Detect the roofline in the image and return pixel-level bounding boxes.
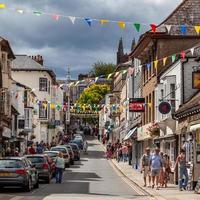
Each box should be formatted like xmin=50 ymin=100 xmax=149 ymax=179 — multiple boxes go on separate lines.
xmin=0 ymin=38 xmax=15 ymax=59
xmin=12 ymin=68 xmax=56 ymax=84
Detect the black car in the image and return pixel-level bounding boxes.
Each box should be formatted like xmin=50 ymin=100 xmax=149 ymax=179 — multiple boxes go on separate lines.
xmin=0 ymin=157 xmax=39 ymax=191
xmin=68 ymin=143 xmax=80 ymax=161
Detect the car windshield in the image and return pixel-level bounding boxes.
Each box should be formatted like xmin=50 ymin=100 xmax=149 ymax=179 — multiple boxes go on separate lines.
xmin=45 ymin=152 xmax=58 ymax=158
xmin=27 ymin=157 xmax=45 ymax=163
xmin=0 ymin=159 xmax=23 ymax=168
xmin=51 ymin=147 xmax=66 ymax=153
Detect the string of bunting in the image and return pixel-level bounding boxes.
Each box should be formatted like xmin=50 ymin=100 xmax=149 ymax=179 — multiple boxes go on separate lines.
xmin=0 ymin=4 xmax=200 ymax=33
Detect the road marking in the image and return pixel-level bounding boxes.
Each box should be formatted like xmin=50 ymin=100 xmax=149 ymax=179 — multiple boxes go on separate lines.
xmin=10 ymin=196 xmax=24 ymax=200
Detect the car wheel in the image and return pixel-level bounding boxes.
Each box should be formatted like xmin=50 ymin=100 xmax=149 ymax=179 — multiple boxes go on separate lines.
xmin=78 ymin=157 xmax=80 ymax=161
xmin=25 ymin=178 xmax=32 ymax=192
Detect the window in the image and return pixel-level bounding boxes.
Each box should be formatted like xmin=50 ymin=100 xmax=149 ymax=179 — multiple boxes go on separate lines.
xmin=170 ymin=84 xmax=176 ymax=113
xmin=2 ymin=53 xmax=7 ymax=72
xmin=18 ymin=119 xmax=25 ymax=129
xmin=39 ymin=102 xmax=47 ymax=119
xmin=39 ymin=78 xmax=48 ymax=91
xmin=48 ymin=81 xmax=51 ymax=94
xmin=25 ymin=108 xmax=32 ymax=129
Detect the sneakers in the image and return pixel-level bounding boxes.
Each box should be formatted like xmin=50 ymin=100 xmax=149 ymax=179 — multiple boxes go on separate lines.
xmin=152 ymin=184 xmax=155 ymax=189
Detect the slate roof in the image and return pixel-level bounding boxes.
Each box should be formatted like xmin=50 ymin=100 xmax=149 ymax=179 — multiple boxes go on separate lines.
xmin=12 ymin=55 xmax=44 ymax=69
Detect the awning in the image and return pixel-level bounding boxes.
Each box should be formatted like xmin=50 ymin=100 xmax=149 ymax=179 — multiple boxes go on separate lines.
xmin=123 ymin=127 xmax=137 ymax=141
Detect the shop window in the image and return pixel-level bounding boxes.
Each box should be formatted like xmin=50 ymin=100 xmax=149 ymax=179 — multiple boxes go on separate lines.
xmin=39 ymin=102 xmax=47 ymax=119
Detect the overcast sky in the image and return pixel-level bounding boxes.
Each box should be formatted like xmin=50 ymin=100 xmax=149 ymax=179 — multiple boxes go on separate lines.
xmin=0 ymin=0 xmax=181 ymax=79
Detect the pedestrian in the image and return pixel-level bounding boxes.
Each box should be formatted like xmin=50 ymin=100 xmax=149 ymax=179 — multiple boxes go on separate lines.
xmin=163 ymin=154 xmax=171 ymax=188
xmin=14 ymin=147 xmax=20 ymax=156
xmin=122 ymin=144 xmax=128 ymax=162
xmin=159 ymin=152 xmax=165 ymax=187
xmin=141 ymin=147 xmax=151 ymax=187
xmin=36 ymin=144 xmax=43 ymax=154
xmin=55 ymin=152 xmax=65 ymax=184
xmin=174 ymin=149 xmax=188 ymax=191
xmin=128 ymin=144 xmax=132 ymax=166
xmin=5 ymin=147 xmax=12 ymax=157
xmin=29 ymin=144 xmax=36 ymax=154
xmin=150 ymin=147 xmax=162 ymax=190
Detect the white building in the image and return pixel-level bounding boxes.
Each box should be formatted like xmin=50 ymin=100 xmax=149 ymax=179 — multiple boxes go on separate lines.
xmin=11 ymin=55 xmax=59 ymax=144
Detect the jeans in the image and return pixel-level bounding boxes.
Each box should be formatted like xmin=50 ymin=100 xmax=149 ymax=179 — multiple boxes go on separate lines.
xmin=123 ymin=154 xmax=128 ymax=162
xmin=179 ymin=167 xmax=188 ymax=189
xmin=56 ymin=167 xmax=64 ymax=183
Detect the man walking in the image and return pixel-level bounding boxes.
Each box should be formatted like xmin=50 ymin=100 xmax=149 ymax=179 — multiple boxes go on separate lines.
xmin=141 ymin=147 xmax=151 ymax=187
xmin=174 ymin=149 xmax=188 ymax=191
xmin=150 ymin=147 xmax=162 ymax=190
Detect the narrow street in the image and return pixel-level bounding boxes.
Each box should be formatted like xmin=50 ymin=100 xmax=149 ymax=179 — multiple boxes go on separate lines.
xmin=0 ymin=138 xmax=152 ymax=200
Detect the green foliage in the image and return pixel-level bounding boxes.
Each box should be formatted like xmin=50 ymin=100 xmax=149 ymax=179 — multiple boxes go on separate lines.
xmin=90 ymin=61 xmax=116 ymax=77
xmin=77 ymin=84 xmax=110 ymax=106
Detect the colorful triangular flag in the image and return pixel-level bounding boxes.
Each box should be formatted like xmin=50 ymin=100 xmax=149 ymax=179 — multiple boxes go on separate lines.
xmin=181 ymin=51 xmax=186 ymax=60
xmin=33 ymin=11 xmax=42 ymax=16
xmin=107 ymin=73 xmax=113 ymax=79
xmin=118 ymin=21 xmax=126 ymax=29
xmin=68 ymin=16 xmax=76 ymax=24
xmin=85 ymin=18 xmax=92 ymax=26
xmin=190 ymin=48 xmax=195 ymax=56
xmin=146 ymin=63 xmax=151 ymax=70
xmin=180 ymin=25 xmax=186 ymax=35
xmin=150 ymin=24 xmax=157 ymax=33
xmin=122 ymin=69 xmax=127 ymax=74
xmin=163 ymin=57 xmax=167 ymax=66
xmin=52 ymin=14 xmax=60 ymax=21
xmin=194 ymin=26 xmax=200 ymax=35
xmin=165 ymin=25 xmax=172 ymax=33
xmin=16 ymin=9 xmax=24 ymax=14
xmin=100 ymin=19 xmax=109 ymax=25
xmin=0 ymin=4 xmax=6 ymax=9
xmin=134 ymin=23 xmax=141 ymax=32
xmin=154 ymin=60 xmax=158 ymax=70
xmin=171 ymin=54 xmax=176 ymax=62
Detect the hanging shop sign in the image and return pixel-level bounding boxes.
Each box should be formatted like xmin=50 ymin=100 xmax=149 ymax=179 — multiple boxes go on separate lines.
xmin=192 ymin=71 xmax=200 ymax=89
xmin=158 ymin=101 xmax=171 ymax=114
xmin=129 ymin=98 xmax=145 ymax=112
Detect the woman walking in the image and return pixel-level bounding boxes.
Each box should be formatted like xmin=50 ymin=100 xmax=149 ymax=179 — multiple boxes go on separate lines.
xmin=55 ymin=152 xmax=65 ymax=184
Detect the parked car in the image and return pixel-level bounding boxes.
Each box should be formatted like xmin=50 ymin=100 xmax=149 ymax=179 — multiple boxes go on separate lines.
xmin=68 ymin=143 xmax=80 ymax=161
xmin=70 ymin=138 xmax=84 ymax=150
xmin=26 ymin=154 xmax=52 ymax=183
xmin=0 ymin=157 xmax=39 ymax=191
xmin=61 ymin=145 xmax=75 ymax=165
xmin=50 ymin=146 xmax=70 ymax=168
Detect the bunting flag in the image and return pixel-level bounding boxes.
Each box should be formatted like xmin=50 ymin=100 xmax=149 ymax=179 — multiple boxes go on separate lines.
xmin=181 ymin=51 xmax=186 ymax=60
xmin=56 ymin=104 xmax=62 ymax=111
xmin=148 ymin=103 xmax=152 ymax=108
xmin=190 ymin=48 xmax=195 ymax=56
xmin=150 ymin=24 xmax=157 ymax=33
xmin=154 ymin=60 xmax=158 ymax=70
xmin=180 ymin=25 xmax=186 ymax=35
xmin=53 ymin=14 xmax=60 ymax=21
xmin=0 ymin=4 xmax=6 ymax=9
xmin=194 ymin=26 xmax=200 ymax=35
xmin=43 ymin=103 xmax=48 ymax=109
xmin=163 ymin=57 xmax=167 ymax=66
xmin=50 ymin=103 xmax=56 ymax=110
xmin=33 ymin=11 xmax=42 ymax=16
xmin=115 ymin=71 xmax=120 ymax=77
xmin=68 ymin=16 xmax=76 ymax=24
xmin=16 ymin=9 xmax=24 ymax=14
xmin=75 ymin=81 xmax=80 ymax=86
xmin=122 ymin=69 xmax=127 ymax=74
xmin=85 ymin=18 xmax=92 ymax=26
xmin=134 ymin=23 xmax=141 ymax=32
xmin=107 ymin=73 xmax=113 ymax=79
xmin=171 ymin=54 xmax=176 ymax=62
xmin=165 ymin=25 xmax=172 ymax=33
xmin=100 ymin=19 xmax=109 ymax=25
xmin=118 ymin=21 xmax=126 ymax=29
xmin=95 ymin=77 xmax=99 ymax=82
xmin=147 ymin=63 xmax=151 ymax=70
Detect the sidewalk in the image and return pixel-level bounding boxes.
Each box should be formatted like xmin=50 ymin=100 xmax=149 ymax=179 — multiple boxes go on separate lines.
xmin=111 ymin=159 xmax=200 ymax=200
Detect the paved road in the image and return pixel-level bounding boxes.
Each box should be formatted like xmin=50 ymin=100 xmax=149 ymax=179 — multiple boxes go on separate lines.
xmin=0 ymin=138 xmax=153 ymax=200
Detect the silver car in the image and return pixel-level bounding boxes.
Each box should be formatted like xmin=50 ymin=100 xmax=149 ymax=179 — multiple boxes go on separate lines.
xmin=0 ymin=157 xmax=39 ymax=191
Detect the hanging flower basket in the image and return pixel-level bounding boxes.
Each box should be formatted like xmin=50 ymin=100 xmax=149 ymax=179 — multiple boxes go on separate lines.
xmin=147 ymin=123 xmax=160 ymax=138
xmin=30 ymin=134 xmax=36 ymax=140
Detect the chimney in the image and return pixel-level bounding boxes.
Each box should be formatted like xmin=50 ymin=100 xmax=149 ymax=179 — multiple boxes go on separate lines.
xmin=30 ymin=54 xmax=44 ymax=65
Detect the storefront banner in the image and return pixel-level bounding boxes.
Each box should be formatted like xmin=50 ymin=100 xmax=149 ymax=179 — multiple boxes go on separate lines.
xmin=129 ymin=98 xmax=145 ymax=112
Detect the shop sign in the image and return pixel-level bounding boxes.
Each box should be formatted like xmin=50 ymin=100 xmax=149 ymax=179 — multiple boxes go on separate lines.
xmin=158 ymin=102 xmax=171 ymax=114
xmin=187 ymin=114 xmax=200 ymax=123
xmin=196 ymin=130 xmax=200 ymax=150
xmin=129 ymin=98 xmax=145 ymax=112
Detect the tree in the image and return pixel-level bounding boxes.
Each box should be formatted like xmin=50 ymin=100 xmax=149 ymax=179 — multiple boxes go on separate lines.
xmin=77 ymin=84 xmax=110 ymax=106
xmin=90 ymin=61 xmax=116 ymax=77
